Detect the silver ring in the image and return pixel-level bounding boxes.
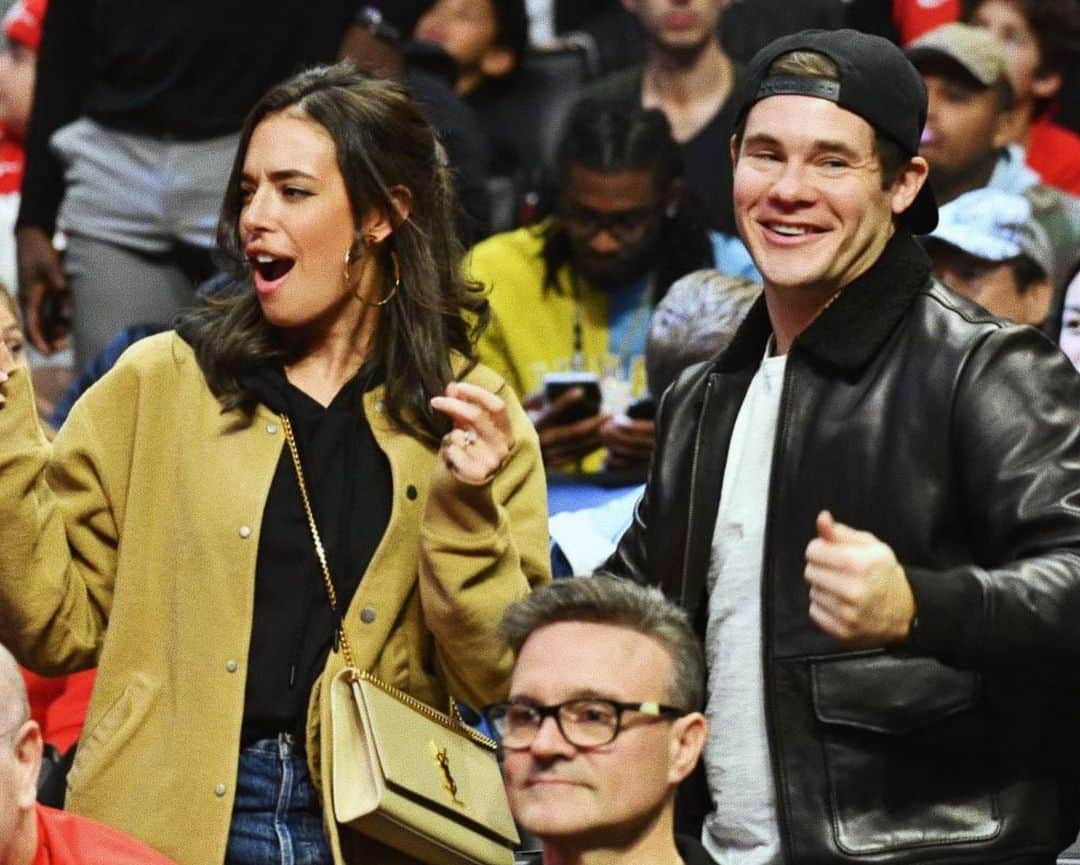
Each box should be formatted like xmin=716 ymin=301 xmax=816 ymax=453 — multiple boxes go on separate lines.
xmin=463 ymin=429 xmax=478 ymax=447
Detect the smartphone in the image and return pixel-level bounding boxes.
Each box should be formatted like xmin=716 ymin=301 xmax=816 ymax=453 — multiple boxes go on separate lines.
xmin=626 ymin=396 xmax=657 ymax=421
xmin=543 ymin=371 xmax=602 ymax=424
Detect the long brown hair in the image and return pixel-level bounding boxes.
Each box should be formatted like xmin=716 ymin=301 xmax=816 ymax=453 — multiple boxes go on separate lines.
xmin=178 ymin=63 xmax=489 ymax=442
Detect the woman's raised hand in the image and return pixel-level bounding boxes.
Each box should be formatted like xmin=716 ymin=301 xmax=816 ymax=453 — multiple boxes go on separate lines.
xmin=430 ymin=382 xmax=514 ymax=485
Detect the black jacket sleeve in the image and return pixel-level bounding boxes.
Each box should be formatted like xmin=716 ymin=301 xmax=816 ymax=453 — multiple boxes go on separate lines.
xmin=16 ymin=0 xmax=95 ymax=235
xmin=905 ymin=325 xmax=1080 ymax=665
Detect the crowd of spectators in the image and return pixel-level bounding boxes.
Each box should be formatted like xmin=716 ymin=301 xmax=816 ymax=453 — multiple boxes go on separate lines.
xmin=2 ymin=1 xmax=1080 ymax=864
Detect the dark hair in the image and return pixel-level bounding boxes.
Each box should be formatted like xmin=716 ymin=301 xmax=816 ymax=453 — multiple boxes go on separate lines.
xmin=492 ymin=0 xmax=529 ymax=62
xmin=177 ymin=64 xmax=488 ymax=442
xmin=541 ymin=100 xmax=713 ymax=300
xmin=733 ymin=50 xmax=910 ymax=187
xmin=500 ymin=575 xmax=706 ymax=711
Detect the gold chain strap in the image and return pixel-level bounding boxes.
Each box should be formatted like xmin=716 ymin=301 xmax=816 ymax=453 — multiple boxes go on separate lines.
xmin=278 ymin=413 xmax=495 ymax=750
xmin=280 ymin=413 xmax=357 ymax=671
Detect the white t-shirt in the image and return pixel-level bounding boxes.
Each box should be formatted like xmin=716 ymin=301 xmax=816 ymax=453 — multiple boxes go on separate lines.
xmin=702 ymin=350 xmax=787 ymax=865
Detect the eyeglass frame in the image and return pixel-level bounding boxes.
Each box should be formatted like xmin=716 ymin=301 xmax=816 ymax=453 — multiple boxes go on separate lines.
xmin=484 ymin=698 xmax=688 ymax=750
xmin=559 ymin=201 xmax=664 ymax=243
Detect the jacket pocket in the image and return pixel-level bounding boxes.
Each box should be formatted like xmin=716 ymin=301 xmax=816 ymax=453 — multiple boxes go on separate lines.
xmin=66 ymin=674 xmax=156 ymax=796
xmin=811 ymin=653 xmax=1001 ymax=856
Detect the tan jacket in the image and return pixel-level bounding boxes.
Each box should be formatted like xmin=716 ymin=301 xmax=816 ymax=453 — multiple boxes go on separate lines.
xmin=0 ymin=333 xmax=550 ymax=865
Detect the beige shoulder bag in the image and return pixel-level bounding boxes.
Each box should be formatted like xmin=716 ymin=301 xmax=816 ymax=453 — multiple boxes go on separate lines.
xmin=281 ymin=415 xmax=520 ymax=865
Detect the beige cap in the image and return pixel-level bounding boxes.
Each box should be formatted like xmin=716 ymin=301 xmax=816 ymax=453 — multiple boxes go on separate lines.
xmin=906 ymin=22 xmax=1010 ymax=89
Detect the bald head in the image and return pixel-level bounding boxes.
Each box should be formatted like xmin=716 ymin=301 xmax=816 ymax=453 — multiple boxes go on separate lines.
xmin=0 ymin=644 xmax=28 ymax=732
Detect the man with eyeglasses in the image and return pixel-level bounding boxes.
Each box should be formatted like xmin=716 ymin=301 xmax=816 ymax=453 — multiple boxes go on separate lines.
xmin=485 ymin=575 xmax=709 ymax=865
xmin=468 ymin=99 xmax=755 ymax=474
xmin=0 ymin=643 xmax=177 ymax=865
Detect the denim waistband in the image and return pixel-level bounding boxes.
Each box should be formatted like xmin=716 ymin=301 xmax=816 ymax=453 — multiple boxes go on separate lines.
xmin=240 ymin=732 xmax=306 ymax=758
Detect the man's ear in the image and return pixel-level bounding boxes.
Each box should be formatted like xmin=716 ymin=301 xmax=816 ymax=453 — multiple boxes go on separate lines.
xmin=667 ymin=712 xmax=707 ymax=786
xmin=480 ymin=47 xmax=516 ymax=80
xmin=360 ymin=184 xmax=414 ymax=243
xmin=889 ymin=156 xmax=930 ymax=218
xmin=13 ymin=721 xmax=43 ymax=810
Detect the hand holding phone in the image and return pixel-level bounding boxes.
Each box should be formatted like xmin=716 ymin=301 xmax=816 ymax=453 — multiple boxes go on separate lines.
xmin=542 ymin=371 xmax=602 ymax=424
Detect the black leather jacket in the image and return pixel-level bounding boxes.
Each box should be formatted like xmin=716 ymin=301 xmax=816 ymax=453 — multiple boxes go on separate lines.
xmin=607 ymin=232 xmax=1080 ymax=864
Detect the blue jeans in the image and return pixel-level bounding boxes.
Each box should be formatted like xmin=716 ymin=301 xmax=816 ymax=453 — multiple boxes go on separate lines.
xmin=226 ymin=734 xmax=332 ymax=865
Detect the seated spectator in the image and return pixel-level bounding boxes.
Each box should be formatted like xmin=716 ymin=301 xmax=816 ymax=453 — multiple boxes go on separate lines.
xmin=0 ymin=0 xmax=43 ymax=294
xmin=1058 ymin=259 xmax=1080 ymax=369
xmin=485 ymin=575 xmax=709 ymax=865
xmin=577 ymin=0 xmax=741 ymax=234
xmin=0 ymin=286 xmax=25 ymax=368
xmin=549 ymin=270 xmax=760 ymax=576
xmin=415 ymin=0 xmax=526 ymax=97
xmin=0 ymin=642 xmax=177 ymax=865
xmin=908 ymin=23 xmax=1080 ymax=293
xmin=413 ymin=0 xmax=530 ymax=177
xmin=967 ymin=0 xmax=1080 ymax=196
xmin=468 ymin=101 xmax=755 ymax=473
xmin=924 ymin=187 xmax=1054 ymax=326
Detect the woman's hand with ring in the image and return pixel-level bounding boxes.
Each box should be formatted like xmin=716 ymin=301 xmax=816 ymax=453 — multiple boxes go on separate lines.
xmin=430 ymin=381 xmax=514 ymax=485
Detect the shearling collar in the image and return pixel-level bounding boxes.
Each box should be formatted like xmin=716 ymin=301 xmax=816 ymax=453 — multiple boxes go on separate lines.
xmin=717 ymin=230 xmax=933 ymax=376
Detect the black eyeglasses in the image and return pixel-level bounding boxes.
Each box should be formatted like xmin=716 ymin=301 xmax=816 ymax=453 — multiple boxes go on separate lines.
xmin=561 ymin=203 xmax=658 ymax=242
xmin=484 ymin=699 xmax=687 ymax=750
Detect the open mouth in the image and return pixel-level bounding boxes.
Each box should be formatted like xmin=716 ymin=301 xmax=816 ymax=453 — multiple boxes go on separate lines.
xmin=250 ymin=255 xmax=295 ymax=283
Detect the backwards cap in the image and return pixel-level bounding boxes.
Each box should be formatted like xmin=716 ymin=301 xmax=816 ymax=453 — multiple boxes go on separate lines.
xmin=734 ymin=28 xmax=938 ymax=233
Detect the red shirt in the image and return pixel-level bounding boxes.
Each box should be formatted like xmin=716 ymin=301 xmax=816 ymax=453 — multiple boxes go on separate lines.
xmin=0 ymin=126 xmax=23 ymax=195
xmin=893 ymin=0 xmax=961 ymax=44
xmin=32 ymin=805 xmax=178 ymax=865
xmin=1026 ymin=114 xmax=1080 ymax=196
xmin=19 ymin=668 xmax=95 ymax=753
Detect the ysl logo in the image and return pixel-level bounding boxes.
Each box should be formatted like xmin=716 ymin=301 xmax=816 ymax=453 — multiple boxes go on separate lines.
xmin=429 ymin=740 xmax=465 ymax=806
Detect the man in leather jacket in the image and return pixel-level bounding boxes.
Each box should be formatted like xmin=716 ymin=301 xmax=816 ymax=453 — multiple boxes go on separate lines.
xmin=606 ymin=27 xmax=1080 ymax=865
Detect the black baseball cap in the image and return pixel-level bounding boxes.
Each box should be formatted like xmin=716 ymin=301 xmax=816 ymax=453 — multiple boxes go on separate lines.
xmin=734 ymin=28 xmax=938 ymax=234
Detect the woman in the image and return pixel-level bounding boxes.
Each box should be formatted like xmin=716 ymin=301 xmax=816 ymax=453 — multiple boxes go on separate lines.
xmin=0 ymin=65 xmax=550 ymax=865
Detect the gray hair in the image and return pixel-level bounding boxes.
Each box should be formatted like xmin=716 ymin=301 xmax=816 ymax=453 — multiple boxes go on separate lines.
xmin=0 ymin=643 xmax=29 ymax=732
xmin=646 ymin=270 xmax=761 ymax=396
xmin=500 ymin=575 xmax=705 ymax=711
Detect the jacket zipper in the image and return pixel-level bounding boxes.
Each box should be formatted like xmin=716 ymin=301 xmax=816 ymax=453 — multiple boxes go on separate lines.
xmin=763 ymin=356 xmax=794 ymax=861
xmin=680 ymin=377 xmax=713 ymax=608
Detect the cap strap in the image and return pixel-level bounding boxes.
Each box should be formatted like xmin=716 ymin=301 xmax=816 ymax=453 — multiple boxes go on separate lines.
xmin=755 ymin=75 xmax=840 ymax=103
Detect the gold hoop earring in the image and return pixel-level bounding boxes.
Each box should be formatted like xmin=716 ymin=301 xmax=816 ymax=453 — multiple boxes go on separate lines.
xmin=369 ymin=250 xmax=400 ymax=307
xmin=344 ymin=246 xmax=356 ymax=286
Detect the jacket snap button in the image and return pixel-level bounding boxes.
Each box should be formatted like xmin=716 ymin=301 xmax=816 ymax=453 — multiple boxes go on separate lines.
xmin=266 ymin=422 xmax=279 ymax=435
xmin=360 ymin=607 xmax=376 ymax=624
xmin=406 ymin=485 xmax=418 ymax=500
xmin=238 ymin=525 xmax=252 ymax=539
xmin=226 ymin=660 xmax=238 ymax=673
xmin=214 ymin=783 xmax=227 ymax=797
